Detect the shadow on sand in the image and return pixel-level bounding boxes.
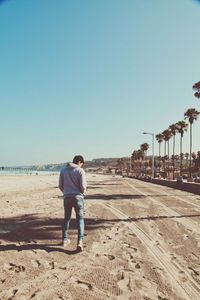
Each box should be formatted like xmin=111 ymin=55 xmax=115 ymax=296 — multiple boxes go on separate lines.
xmin=1 ymin=194 xmax=200 ymax=254
xmin=85 ymin=193 xmax=197 ymax=200
xmin=0 ymin=215 xmax=111 ymax=254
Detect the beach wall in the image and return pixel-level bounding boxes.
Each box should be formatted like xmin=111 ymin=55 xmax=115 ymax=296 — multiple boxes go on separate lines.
xmin=129 ymin=177 xmax=200 ymax=195
xmin=152 ymin=179 xmax=200 ymax=195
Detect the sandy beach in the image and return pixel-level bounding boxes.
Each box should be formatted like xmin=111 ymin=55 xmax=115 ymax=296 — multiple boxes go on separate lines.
xmin=0 ymin=173 xmax=200 ymax=300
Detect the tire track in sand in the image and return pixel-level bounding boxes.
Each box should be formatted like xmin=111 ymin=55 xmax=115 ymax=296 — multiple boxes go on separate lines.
xmin=133 ymin=179 xmax=200 ymax=210
xmin=99 ymin=201 xmax=200 ymax=300
xmin=125 ymin=179 xmax=200 ymax=234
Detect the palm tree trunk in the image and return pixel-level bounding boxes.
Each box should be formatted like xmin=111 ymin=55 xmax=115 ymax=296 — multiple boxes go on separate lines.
xmin=180 ymin=134 xmax=183 ymax=176
xmin=168 ymin=140 xmax=170 ymax=177
xmin=159 ymin=143 xmax=161 ymax=174
xmin=173 ymin=135 xmax=175 ymax=179
xmin=189 ymin=123 xmax=192 ymax=178
xmin=164 ymin=141 xmax=166 ymax=176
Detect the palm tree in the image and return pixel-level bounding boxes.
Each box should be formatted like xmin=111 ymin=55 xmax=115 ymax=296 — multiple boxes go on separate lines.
xmin=192 ymin=152 xmax=197 ymax=160
xmin=184 ymin=108 xmax=200 ymax=178
xmin=176 ymin=121 xmax=188 ymax=176
xmin=169 ymin=123 xmax=179 ymax=179
xmin=131 ymin=149 xmax=144 ymax=176
xmin=131 ymin=150 xmax=137 ymax=161
xmin=140 ymin=143 xmax=149 ymax=154
xmin=117 ymin=159 xmax=124 ymax=173
xmin=156 ymin=133 xmax=164 ymax=174
xmin=138 ymin=148 xmax=145 ymax=174
xmin=193 ymin=81 xmax=200 ymax=98
xmin=174 ymin=155 xmax=179 ymax=167
xmin=140 ymin=143 xmax=149 ymax=175
xmin=131 ymin=151 xmax=138 ymax=174
xmin=196 ymin=151 xmax=200 ymax=171
xmin=185 ymin=152 xmax=189 ymax=169
xmin=162 ymin=129 xmax=172 ymax=177
xmin=192 ymin=152 xmax=197 ymax=173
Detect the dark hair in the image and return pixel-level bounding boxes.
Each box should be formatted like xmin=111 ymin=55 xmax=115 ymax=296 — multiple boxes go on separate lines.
xmin=73 ymin=155 xmax=84 ymax=164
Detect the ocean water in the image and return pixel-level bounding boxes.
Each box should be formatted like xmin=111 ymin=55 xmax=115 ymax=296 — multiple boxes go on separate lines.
xmin=0 ymin=170 xmax=59 ymax=176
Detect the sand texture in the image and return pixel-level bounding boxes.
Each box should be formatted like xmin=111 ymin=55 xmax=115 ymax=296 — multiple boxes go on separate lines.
xmin=0 ymin=174 xmax=200 ymax=300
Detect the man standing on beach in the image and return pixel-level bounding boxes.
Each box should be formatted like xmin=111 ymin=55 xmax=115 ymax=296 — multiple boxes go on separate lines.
xmin=59 ymin=155 xmax=87 ymax=251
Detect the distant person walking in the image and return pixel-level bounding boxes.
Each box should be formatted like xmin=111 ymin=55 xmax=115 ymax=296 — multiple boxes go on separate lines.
xmin=59 ymin=155 xmax=87 ymax=251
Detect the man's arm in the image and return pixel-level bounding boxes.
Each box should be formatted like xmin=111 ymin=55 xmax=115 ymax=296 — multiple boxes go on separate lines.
xmin=59 ymin=171 xmax=64 ymax=193
xmin=80 ymin=170 xmax=87 ymax=195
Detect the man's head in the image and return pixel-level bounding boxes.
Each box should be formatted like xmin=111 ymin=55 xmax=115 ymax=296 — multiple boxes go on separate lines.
xmin=73 ymin=155 xmax=85 ymax=167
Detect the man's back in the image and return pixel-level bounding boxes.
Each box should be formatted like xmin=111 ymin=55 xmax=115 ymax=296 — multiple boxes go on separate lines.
xmin=59 ymin=163 xmax=86 ymax=196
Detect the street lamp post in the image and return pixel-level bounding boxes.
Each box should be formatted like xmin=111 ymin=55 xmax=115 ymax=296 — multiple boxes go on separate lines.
xmin=143 ymin=132 xmax=155 ymax=178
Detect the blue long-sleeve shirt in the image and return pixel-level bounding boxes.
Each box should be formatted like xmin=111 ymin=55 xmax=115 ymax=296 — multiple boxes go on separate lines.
xmin=59 ymin=163 xmax=87 ymax=196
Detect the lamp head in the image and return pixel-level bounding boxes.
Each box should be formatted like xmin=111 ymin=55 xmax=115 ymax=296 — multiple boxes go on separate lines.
xmin=143 ymin=132 xmax=154 ymax=136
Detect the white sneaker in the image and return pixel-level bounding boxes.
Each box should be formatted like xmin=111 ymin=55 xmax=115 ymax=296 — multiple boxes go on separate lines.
xmin=62 ymin=239 xmax=71 ymax=247
xmin=77 ymin=240 xmax=83 ymax=252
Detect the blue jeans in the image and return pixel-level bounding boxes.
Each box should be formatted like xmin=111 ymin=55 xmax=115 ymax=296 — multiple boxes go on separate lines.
xmin=63 ymin=195 xmax=85 ymax=242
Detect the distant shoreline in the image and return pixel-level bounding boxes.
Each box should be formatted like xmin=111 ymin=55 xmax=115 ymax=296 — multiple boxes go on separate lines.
xmin=0 ymin=170 xmax=59 ymax=176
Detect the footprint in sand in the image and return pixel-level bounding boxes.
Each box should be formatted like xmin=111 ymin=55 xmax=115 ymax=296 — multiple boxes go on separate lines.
xmin=76 ymin=279 xmax=93 ymax=290
xmin=153 ymin=266 xmax=164 ymax=272
xmin=105 ymin=235 xmax=112 ymax=240
xmin=31 ymin=249 xmax=38 ymax=254
xmin=183 ymin=234 xmax=189 ymax=240
xmin=170 ymin=254 xmax=176 ymax=260
xmin=8 ymin=263 xmax=25 ymax=273
xmin=117 ymin=272 xmax=133 ymax=296
xmin=30 ymin=289 xmax=40 ymax=299
xmin=104 ymin=254 xmax=115 ymax=260
xmin=7 ymin=289 xmax=18 ymax=300
xmin=179 ymin=272 xmax=188 ymax=283
xmin=31 ymin=260 xmax=41 ymax=267
xmin=116 ymin=271 xmax=125 ymax=280
xmin=190 ymin=252 xmax=199 ymax=261
xmin=188 ymin=266 xmax=199 ymax=276
xmin=135 ymin=263 xmax=140 ymax=269
xmin=58 ymin=266 xmax=67 ymax=270
xmin=123 ymin=242 xmax=138 ymax=252
xmin=128 ymin=233 xmax=136 ymax=237
xmin=158 ymin=295 xmax=169 ymax=300
xmin=50 ymin=261 xmax=55 ymax=269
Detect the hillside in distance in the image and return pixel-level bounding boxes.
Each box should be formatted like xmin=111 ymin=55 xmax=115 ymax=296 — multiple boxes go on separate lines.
xmin=17 ymin=157 xmax=126 ymax=172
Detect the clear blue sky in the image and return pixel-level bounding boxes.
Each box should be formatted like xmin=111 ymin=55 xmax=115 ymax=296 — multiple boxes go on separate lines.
xmin=0 ymin=0 xmax=200 ymax=166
